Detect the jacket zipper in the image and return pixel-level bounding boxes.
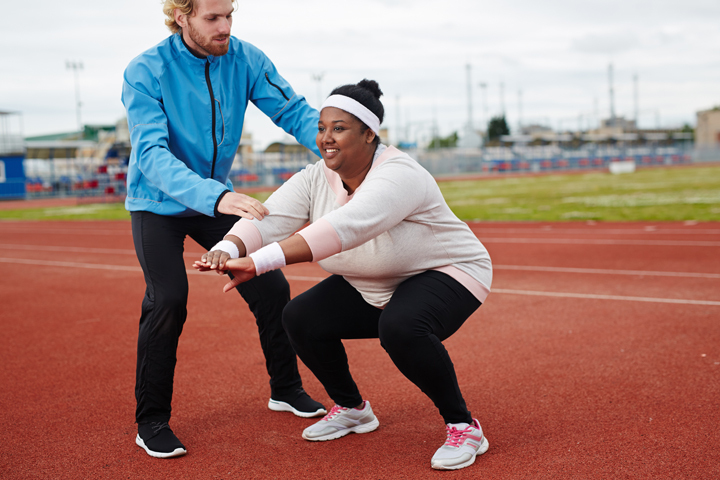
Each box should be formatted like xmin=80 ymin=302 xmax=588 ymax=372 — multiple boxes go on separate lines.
xmin=265 ymin=73 xmax=289 ymax=101
xmin=205 ymin=60 xmax=218 ymax=179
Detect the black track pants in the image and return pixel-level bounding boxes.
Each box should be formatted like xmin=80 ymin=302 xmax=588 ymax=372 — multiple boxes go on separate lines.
xmin=131 ymin=211 xmax=301 ymax=424
xmin=282 ymin=270 xmax=480 ymax=425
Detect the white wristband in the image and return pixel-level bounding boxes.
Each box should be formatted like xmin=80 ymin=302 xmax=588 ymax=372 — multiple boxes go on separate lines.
xmin=249 ymin=242 xmax=286 ymax=275
xmin=210 ymin=240 xmax=240 ymax=259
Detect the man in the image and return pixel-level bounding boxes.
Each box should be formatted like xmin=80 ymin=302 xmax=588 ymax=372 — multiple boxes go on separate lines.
xmin=122 ymin=0 xmax=325 ymax=459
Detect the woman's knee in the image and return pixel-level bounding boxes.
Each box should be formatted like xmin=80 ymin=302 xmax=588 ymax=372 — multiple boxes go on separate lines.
xmin=378 ymin=317 xmax=418 ymax=352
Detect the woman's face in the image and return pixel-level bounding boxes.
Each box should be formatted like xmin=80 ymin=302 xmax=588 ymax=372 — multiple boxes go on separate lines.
xmin=316 ymin=107 xmax=376 ymax=177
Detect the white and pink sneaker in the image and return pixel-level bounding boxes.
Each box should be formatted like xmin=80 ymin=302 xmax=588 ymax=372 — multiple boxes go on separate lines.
xmin=302 ymin=400 xmax=379 ymax=441
xmin=431 ymin=418 xmax=489 ymax=470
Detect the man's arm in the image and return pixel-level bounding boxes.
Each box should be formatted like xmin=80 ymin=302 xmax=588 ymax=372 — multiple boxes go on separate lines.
xmin=248 ymin=53 xmax=321 ymax=157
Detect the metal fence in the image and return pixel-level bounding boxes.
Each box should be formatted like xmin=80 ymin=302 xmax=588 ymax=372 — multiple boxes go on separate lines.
xmin=7 ymin=144 xmax=720 ymax=202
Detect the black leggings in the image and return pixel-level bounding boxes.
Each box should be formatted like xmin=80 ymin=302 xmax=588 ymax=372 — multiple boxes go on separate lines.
xmin=283 ymin=270 xmax=481 ymax=424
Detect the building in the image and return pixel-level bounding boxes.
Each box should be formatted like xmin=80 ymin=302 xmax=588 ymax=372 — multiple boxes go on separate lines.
xmin=0 ymin=110 xmax=26 ymax=200
xmin=696 ymin=107 xmax=720 ymax=147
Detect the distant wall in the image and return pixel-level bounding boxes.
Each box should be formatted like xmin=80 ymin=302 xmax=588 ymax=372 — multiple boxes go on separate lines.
xmin=0 ymin=154 xmax=27 ymax=200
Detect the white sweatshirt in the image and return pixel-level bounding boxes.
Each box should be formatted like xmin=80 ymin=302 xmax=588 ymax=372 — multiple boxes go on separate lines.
xmin=228 ymin=145 xmax=492 ymax=308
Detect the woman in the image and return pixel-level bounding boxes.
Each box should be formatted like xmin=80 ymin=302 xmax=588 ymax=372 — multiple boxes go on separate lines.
xmin=195 ymin=79 xmax=493 ymax=471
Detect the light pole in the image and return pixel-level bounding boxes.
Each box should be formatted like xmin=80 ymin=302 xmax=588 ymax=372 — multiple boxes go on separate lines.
xmin=478 ymin=82 xmax=488 ymax=134
xmin=311 ymin=73 xmax=325 ymax=108
xmin=517 ymin=89 xmax=523 ymax=133
xmin=66 ymin=60 xmax=83 ymax=136
xmin=499 ymin=81 xmax=506 ymax=117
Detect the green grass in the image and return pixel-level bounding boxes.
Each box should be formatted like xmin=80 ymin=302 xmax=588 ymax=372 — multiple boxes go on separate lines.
xmin=1 ymin=166 xmax=719 ymax=222
xmin=440 ymin=165 xmax=720 ymax=221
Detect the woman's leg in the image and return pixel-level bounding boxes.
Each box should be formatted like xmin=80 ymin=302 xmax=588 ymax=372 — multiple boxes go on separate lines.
xmin=282 ymin=275 xmax=381 ymax=408
xmin=378 ymin=270 xmax=481 ymax=425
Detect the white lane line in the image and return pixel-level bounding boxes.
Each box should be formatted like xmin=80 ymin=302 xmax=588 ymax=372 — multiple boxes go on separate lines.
xmin=492 ymin=288 xmax=720 ymax=306
xmin=0 ymin=226 xmax=130 ymax=236
xmin=2 ymin=248 xmax=718 ymax=279
xmin=494 ymin=264 xmax=720 ymax=279
xmin=1 ymin=258 xmax=717 ymax=306
xmin=0 ymin=244 xmax=137 ymax=255
xmin=0 ymin=257 xmax=324 ymax=282
xmin=469 ymin=227 xmax=720 ymax=235
xmin=480 ymin=238 xmax=720 ymax=247
xmin=0 ymin=244 xmax=206 ymax=258
xmin=0 ymin=257 xmax=141 ymax=272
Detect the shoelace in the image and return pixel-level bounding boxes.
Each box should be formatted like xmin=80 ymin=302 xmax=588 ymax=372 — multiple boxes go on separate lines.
xmin=321 ymin=404 xmax=349 ymax=421
xmin=443 ymin=424 xmax=474 ymax=448
xmin=150 ymin=422 xmax=170 ymax=435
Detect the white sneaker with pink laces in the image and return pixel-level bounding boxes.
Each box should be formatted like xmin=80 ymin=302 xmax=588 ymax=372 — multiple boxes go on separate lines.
xmin=302 ymin=400 xmax=379 ymax=441
xmin=431 ymin=418 xmax=489 ymax=470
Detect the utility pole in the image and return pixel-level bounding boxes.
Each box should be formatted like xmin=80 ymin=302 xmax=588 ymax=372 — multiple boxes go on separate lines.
xmin=66 ymin=60 xmax=83 ymax=136
xmin=633 ymin=73 xmax=639 ymax=129
xmin=478 ymin=82 xmax=488 ymax=132
xmin=608 ymin=63 xmax=616 ymax=124
xmin=395 ymin=95 xmax=401 ymax=145
xmin=517 ymin=89 xmax=523 ymax=133
xmin=499 ymin=81 xmax=506 ymax=117
xmin=311 ymin=73 xmax=325 ymax=108
xmin=465 ymin=64 xmax=473 ymax=129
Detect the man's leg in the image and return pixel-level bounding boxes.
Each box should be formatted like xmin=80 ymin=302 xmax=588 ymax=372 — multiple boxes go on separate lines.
xmin=189 ymin=215 xmax=324 ymax=417
xmin=131 ymin=211 xmax=189 ymax=458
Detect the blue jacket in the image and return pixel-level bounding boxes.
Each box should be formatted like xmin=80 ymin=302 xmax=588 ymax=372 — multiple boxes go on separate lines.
xmin=122 ymin=33 xmax=320 ymax=217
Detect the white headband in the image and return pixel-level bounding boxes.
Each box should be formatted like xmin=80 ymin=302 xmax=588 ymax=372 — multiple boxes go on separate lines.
xmin=321 ymin=94 xmax=381 ymax=136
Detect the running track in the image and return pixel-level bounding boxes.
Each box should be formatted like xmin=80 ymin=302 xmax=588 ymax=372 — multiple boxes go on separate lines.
xmin=0 ymin=220 xmax=718 ymax=479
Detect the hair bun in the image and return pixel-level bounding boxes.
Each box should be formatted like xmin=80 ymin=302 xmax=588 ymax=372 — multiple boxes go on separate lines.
xmin=357 ymin=79 xmax=383 ymax=100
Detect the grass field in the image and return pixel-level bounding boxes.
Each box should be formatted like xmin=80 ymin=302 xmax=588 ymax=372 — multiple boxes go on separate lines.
xmin=1 ymin=165 xmax=719 ymax=222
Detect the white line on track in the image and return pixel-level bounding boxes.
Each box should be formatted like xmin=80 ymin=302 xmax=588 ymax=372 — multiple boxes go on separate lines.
xmin=1 ymin=258 xmax=718 ymax=306
xmin=480 ymin=238 xmax=720 ymax=247
xmin=0 ymin=257 xmax=326 ymax=281
xmin=492 ymin=288 xmax=720 ymax=306
xmin=0 ymin=244 xmax=137 ymax=255
xmin=494 ymin=264 xmax=720 ymax=279
xmin=0 ymin=226 xmax=130 ymax=236
xmin=0 ymin=243 xmax=207 ymax=258
xmin=1 ymin=246 xmax=718 ymax=279
xmin=3 ymin=224 xmax=720 ymax=237
xmin=469 ymin=227 xmax=720 ymax=235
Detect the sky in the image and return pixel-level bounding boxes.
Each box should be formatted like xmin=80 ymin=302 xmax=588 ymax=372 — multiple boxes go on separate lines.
xmin=1 ymin=0 xmax=719 ymax=150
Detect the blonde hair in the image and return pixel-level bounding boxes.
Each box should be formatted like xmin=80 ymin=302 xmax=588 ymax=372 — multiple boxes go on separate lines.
xmin=163 ymin=0 xmax=237 ymax=34
xmin=163 ymin=0 xmax=194 ymax=34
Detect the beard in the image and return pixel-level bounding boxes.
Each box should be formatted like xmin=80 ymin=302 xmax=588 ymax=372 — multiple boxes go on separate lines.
xmin=186 ymin=19 xmax=230 ymax=57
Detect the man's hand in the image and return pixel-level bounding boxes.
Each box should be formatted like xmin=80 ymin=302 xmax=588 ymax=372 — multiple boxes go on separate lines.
xmin=218 ymin=192 xmax=269 ymax=220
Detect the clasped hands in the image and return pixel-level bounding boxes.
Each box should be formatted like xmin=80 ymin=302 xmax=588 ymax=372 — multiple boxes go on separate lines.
xmin=193 ymin=251 xmax=258 ymax=293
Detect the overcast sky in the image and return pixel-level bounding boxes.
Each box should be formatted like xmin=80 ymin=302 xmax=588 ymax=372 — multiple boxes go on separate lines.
xmin=1 ymin=0 xmax=719 ymax=149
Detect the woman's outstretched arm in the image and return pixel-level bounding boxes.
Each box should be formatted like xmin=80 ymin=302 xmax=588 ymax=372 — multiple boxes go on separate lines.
xmin=193 ymin=234 xmax=313 ymax=292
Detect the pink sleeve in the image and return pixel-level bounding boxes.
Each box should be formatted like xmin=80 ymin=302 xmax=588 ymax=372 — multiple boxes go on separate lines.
xmin=226 ymin=220 xmax=263 ymax=255
xmin=296 ymin=218 xmax=342 ymax=262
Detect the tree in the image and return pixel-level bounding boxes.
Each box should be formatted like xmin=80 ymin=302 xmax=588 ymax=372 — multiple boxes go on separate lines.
xmin=486 ymin=116 xmax=510 ymax=141
xmin=428 ymin=131 xmax=459 ymax=149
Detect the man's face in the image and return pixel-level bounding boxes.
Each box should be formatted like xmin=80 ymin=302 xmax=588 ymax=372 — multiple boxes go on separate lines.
xmin=179 ymin=0 xmax=234 ymax=57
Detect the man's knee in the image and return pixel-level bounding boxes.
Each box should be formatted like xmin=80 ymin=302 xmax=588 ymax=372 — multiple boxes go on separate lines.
xmin=281 ymin=298 xmax=304 ymax=340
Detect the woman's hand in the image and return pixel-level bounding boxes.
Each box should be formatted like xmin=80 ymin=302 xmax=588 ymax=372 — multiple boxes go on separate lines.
xmin=193 ymin=257 xmax=257 ymax=292
xmin=198 ymin=249 xmax=231 ymax=272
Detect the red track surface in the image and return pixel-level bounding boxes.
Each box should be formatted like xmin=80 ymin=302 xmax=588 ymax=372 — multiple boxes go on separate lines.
xmin=1 ymin=220 xmax=719 ymax=479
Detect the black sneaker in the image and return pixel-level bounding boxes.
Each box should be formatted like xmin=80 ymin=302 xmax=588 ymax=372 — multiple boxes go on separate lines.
xmin=268 ymin=389 xmax=327 ymax=418
xmin=136 ymin=422 xmax=187 ymax=458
